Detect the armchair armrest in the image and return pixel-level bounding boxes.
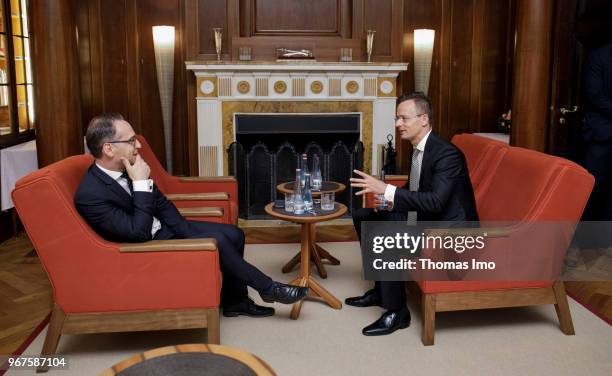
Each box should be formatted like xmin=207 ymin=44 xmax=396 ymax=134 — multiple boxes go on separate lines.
xmin=178 ymin=176 xmax=237 ymax=183
xmin=167 ymin=192 xmax=229 ymax=201
xmin=178 ymin=207 xmax=224 ymax=217
xmin=424 ymin=227 xmax=510 ymax=238
xmin=119 ymin=238 xmax=218 ymax=252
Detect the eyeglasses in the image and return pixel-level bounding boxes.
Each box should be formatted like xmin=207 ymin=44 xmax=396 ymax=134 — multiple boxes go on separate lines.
xmin=107 ymin=136 xmax=137 ymax=146
xmin=394 ymin=114 xmax=425 ymax=123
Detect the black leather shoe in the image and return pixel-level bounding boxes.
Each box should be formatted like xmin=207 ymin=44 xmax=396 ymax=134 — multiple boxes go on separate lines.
xmin=345 ymin=289 xmax=381 ymax=307
xmin=223 ymin=297 xmax=275 ymax=318
xmin=362 ymin=307 xmax=411 ymax=336
xmin=259 ymin=282 xmax=309 ymax=304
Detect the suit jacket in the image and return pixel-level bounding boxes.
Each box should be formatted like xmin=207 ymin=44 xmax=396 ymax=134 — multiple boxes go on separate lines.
xmin=583 ymin=42 xmax=612 ymax=142
xmin=392 ymin=132 xmax=479 ymax=222
xmin=74 ymin=163 xmax=189 ymax=243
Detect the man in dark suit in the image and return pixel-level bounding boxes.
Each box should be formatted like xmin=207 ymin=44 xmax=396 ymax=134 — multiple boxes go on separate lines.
xmin=348 ymin=92 xmax=479 ymax=336
xmin=75 ymin=113 xmax=308 ymax=318
xmin=582 ymin=42 xmax=612 ymax=221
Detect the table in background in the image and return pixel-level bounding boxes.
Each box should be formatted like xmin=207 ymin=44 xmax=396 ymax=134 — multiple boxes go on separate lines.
xmin=265 ymin=202 xmax=346 ymax=319
xmin=100 ymin=344 xmax=276 ymax=376
xmin=276 ymin=180 xmax=346 ymax=278
xmin=1 ymin=140 xmax=37 ymax=211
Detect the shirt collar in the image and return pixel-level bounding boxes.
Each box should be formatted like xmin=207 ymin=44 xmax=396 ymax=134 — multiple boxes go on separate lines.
xmin=414 ymin=130 xmax=431 ymax=152
xmin=95 ymin=162 xmax=124 ymax=181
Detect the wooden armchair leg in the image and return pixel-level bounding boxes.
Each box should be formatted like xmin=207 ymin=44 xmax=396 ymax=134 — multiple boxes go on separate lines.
xmin=421 ymin=293 xmax=436 ymax=346
xmin=37 ymin=305 xmax=66 ymax=373
xmin=206 ymin=308 xmax=220 ymax=344
xmin=552 ymin=281 xmax=575 ymax=335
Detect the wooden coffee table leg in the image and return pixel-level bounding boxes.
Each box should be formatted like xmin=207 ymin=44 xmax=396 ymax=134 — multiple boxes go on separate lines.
xmin=290 ymin=225 xmax=311 ymax=320
xmin=308 ymin=277 xmax=342 ymax=309
xmin=315 ymin=244 xmax=341 ymax=265
xmin=309 ymin=225 xmax=327 ymax=278
xmin=281 ymin=252 xmax=301 ymax=273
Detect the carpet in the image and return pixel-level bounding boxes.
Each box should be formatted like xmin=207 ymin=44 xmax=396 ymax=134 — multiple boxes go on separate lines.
xmin=4 ymin=242 xmax=612 ymax=375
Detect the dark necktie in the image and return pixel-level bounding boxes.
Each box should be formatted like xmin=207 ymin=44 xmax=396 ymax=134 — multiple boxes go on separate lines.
xmin=120 ymin=171 xmax=133 ymax=193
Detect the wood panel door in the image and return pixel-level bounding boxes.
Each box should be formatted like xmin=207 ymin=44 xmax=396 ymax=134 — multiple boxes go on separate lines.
xmin=548 ymin=0 xmax=612 ymax=159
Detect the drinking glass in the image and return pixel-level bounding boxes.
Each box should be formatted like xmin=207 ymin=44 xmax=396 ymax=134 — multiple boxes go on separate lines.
xmin=321 ymin=192 xmax=335 ymax=211
xmin=285 ymin=193 xmax=294 ymax=212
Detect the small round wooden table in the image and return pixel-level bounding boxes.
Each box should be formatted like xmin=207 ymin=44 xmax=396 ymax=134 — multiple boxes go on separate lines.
xmin=100 ymin=344 xmax=275 ymax=376
xmin=265 ymin=202 xmax=346 ymax=319
xmin=276 ymin=181 xmax=346 ymax=278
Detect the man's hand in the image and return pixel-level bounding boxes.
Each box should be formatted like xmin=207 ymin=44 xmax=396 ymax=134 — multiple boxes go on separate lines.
xmin=121 ymin=155 xmax=150 ymax=181
xmin=350 ymin=169 xmax=387 ymax=196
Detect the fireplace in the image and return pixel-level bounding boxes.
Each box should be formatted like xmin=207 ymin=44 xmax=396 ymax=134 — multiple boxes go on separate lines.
xmin=228 ymin=113 xmax=363 ymax=219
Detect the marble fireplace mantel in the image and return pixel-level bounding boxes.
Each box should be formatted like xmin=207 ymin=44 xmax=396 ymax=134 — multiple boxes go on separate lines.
xmin=185 ymin=61 xmax=408 ymax=176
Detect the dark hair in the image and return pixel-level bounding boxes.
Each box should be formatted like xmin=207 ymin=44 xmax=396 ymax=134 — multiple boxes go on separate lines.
xmin=86 ymin=113 xmax=125 ymax=158
xmin=397 ymin=92 xmax=433 ymax=125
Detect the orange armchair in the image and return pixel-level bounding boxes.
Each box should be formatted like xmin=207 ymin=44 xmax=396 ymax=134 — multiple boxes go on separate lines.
xmin=12 ymin=155 xmax=222 ymax=368
xmin=137 ymin=135 xmax=238 ymax=224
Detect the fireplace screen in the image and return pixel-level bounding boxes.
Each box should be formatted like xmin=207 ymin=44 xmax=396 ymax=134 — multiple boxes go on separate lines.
xmin=228 ymin=114 xmax=364 ymax=219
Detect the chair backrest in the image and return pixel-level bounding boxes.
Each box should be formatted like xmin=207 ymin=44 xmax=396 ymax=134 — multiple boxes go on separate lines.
xmin=475 ymin=146 xmax=593 ymax=222
xmin=451 ymin=133 xmax=508 ymax=199
xmin=136 ymin=135 xmax=170 ymax=192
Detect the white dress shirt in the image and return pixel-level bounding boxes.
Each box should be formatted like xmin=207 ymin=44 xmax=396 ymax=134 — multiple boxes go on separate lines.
xmin=383 ymin=130 xmax=431 ymax=205
xmin=95 ymin=163 xmax=161 ymax=238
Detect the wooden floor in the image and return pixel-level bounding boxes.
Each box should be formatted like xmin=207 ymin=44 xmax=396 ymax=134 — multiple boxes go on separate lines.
xmin=0 ymin=230 xmax=609 ymax=356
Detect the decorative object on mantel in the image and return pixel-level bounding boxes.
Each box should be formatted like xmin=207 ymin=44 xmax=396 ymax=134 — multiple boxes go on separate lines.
xmin=238 ymin=46 xmax=252 ymax=61
xmin=366 ymin=30 xmax=376 ymax=62
xmin=152 ymin=25 xmax=175 ymax=173
xmin=346 ymin=80 xmax=359 ymax=94
xmin=498 ymin=109 xmax=511 ymax=134
xmin=340 ymin=47 xmax=352 ymax=62
xmin=414 ymin=29 xmax=435 ymax=95
xmin=273 ymin=80 xmax=287 ymax=94
xmin=310 ymin=80 xmax=324 ymax=94
xmin=237 ymin=80 xmax=250 ymax=94
xmin=276 ymin=48 xmax=315 ymax=61
xmin=213 ymin=27 xmax=223 ymax=62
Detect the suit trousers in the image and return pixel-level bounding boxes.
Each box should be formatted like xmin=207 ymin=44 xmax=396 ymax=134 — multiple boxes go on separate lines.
xmin=155 ymin=220 xmax=273 ymax=306
xmin=353 ymin=207 xmax=408 ymax=310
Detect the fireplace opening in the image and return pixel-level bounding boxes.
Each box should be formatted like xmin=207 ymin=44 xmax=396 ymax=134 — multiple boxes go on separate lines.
xmin=228 ymin=113 xmax=364 ymax=219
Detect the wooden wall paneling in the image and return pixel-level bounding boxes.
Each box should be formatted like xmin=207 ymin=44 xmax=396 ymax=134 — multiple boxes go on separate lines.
xmin=251 ymin=0 xmax=341 ymax=36
xmin=511 ymin=0 xmax=554 ymax=151
xmin=363 ymin=0 xmax=393 ymax=60
xmin=469 ymin=0 xmax=484 ymax=134
xmin=339 ymin=0 xmax=351 ymax=38
xmin=352 ymin=0 xmax=364 ymax=40
xmin=194 ymin=0 xmax=231 ymax=59
xmin=74 ymin=0 xmax=93 ymax=130
xmin=445 ymin=0 xmax=474 ymax=140
xmin=125 ymin=0 xmax=141 ymax=133
xmin=30 ymin=0 xmax=83 ymax=166
xmin=99 ymin=0 xmax=130 ymax=118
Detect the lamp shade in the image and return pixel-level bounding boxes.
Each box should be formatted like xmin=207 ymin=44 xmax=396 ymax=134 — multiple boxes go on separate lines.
xmin=152 ymin=26 xmax=175 ymax=173
xmin=413 ymin=29 xmax=435 ymax=95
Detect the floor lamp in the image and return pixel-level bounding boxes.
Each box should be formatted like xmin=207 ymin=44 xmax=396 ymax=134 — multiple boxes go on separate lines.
xmin=152 ymin=25 xmax=175 ymax=173
xmin=413 ymin=29 xmax=435 ymax=95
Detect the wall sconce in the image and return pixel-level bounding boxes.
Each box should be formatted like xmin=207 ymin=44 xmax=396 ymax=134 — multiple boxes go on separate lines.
xmin=413 ymin=29 xmax=435 ymax=95
xmin=152 ymin=25 xmax=175 ymax=173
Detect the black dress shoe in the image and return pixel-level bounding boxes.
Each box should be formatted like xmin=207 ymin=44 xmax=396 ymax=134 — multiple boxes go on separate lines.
xmin=345 ymin=289 xmax=381 ymax=307
xmin=223 ymin=297 xmax=275 ymax=318
xmin=259 ymin=282 xmax=309 ymax=304
xmin=362 ymin=307 xmax=411 ymax=336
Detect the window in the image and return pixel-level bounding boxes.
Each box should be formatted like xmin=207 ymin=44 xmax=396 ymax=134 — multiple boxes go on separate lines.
xmin=0 ymin=0 xmax=34 ymax=147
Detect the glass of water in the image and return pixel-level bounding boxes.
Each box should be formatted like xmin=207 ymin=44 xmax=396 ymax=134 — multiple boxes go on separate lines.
xmin=375 ymin=194 xmax=388 ymax=210
xmin=321 ymin=192 xmax=335 ymax=211
xmin=285 ymin=193 xmax=294 ymax=212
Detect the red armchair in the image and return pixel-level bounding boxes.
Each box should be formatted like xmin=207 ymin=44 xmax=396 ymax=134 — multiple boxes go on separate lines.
xmin=415 ymin=135 xmax=594 ymax=345
xmin=137 ymin=135 xmax=238 ymax=224
xmin=12 ymin=155 xmax=222 ymax=369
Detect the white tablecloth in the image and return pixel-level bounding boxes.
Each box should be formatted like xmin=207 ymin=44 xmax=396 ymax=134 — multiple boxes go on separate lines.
xmin=1 ymin=140 xmax=38 ymax=210
xmin=473 ymin=132 xmax=510 ymax=144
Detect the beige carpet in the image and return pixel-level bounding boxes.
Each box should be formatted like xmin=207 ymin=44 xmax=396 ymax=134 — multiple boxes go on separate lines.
xmin=7 ymin=242 xmax=612 ymax=375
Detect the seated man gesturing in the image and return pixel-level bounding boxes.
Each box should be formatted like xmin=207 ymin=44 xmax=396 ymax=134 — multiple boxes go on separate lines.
xmin=75 ymin=113 xmax=308 ymax=318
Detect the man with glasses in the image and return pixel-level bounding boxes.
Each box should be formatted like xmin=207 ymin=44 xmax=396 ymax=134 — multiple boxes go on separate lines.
xmin=75 ymin=113 xmax=308 ymax=318
xmin=347 ymin=92 xmax=479 ymax=336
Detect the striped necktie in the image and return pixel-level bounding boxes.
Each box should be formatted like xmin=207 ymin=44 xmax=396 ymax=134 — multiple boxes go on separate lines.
xmin=407 ymin=149 xmax=421 ymax=224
